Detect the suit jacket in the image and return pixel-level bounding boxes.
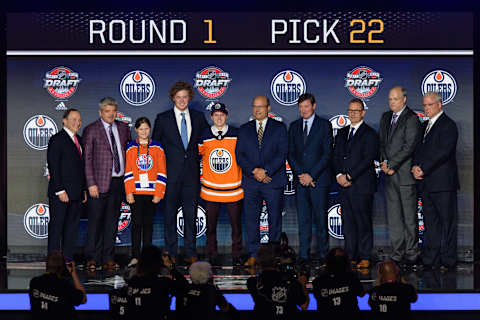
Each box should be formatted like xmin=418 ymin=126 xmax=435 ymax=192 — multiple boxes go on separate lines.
xmin=379 ymin=106 xmax=421 ymax=186
xmin=83 ymin=119 xmax=131 ymax=193
xmin=236 ymin=118 xmax=288 ymax=189
xmin=47 ymin=129 xmax=86 ymax=201
xmin=333 ymin=122 xmax=379 ymax=194
xmin=287 ymin=115 xmax=333 ymax=188
xmin=413 ymin=112 xmax=459 ymax=193
xmin=152 ymin=108 xmax=209 ymax=184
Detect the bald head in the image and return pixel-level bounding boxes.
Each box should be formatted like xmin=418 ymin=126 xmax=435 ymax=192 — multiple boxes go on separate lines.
xmin=388 ymin=86 xmax=407 ymax=113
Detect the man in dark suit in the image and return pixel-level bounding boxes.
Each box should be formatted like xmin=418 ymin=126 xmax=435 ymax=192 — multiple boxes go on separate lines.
xmin=288 ymin=93 xmax=333 ymax=264
xmin=83 ymin=97 xmax=131 ymax=270
xmin=412 ymin=91 xmax=458 ymax=271
xmin=236 ymin=96 xmax=288 ymax=266
xmin=47 ymin=109 xmax=87 ymax=261
xmin=333 ymin=98 xmax=378 ymax=268
xmin=152 ymin=81 xmax=209 ymax=264
xmin=379 ymin=86 xmax=421 ymax=266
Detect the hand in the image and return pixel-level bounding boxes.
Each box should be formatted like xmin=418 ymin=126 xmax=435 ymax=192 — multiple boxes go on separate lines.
xmin=343 ymin=181 xmax=352 ymax=187
xmin=88 ymin=185 xmax=99 ymax=198
xmin=298 ymin=173 xmax=313 ymax=187
xmin=126 ymin=194 xmax=135 ymax=204
xmin=58 ymin=192 xmax=69 ymax=203
xmin=66 ymin=261 xmax=76 ymax=274
xmin=336 ymin=174 xmax=348 ymax=187
xmin=253 ymin=168 xmax=266 ymax=182
xmin=381 ymin=161 xmax=389 ymax=173
xmin=262 ymin=175 xmax=272 ymax=184
xmin=152 ymin=196 xmax=162 ymax=204
xmin=82 ymin=191 xmax=87 ymax=204
xmin=387 ymin=169 xmax=395 ymax=176
xmin=412 ymin=165 xmax=424 ymax=180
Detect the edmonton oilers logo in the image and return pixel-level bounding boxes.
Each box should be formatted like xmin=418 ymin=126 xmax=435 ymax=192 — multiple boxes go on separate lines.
xmin=421 ymin=70 xmax=457 ymax=105
xmin=120 ymin=70 xmax=156 ymax=106
xmin=329 ymin=115 xmax=350 ymax=137
xmin=23 ymin=115 xmax=58 ymax=150
xmin=209 ymin=148 xmax=232 ymax=173
xmin=177 ymin=206 xmax=207 ymax=238
xmin=136 ymin=154 xmax=153 ymax=171
xmin=24 ymin=204 xmax=50 ymax=239
xmin=270 ymin=70 xmax=306 ymax=106
xmin=327 ymin=204 xmax=344 ymax=240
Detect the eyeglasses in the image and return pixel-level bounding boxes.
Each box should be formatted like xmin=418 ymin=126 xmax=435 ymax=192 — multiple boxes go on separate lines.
xmin=347 ymin=109 xmax=363 ymax=114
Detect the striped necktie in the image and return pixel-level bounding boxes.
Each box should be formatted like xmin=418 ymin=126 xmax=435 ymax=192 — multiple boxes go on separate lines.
xmin=258 ymin=121 xmax=264 ymax=149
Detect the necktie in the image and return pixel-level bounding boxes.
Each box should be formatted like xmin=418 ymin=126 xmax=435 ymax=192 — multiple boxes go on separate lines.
xmin=217 ymin=130 xmax=223 ymax=140
xmin=424 ymin=120 xmax=433 ymax=137
xmin=73 ymin=135 xmax=82 ymax=156
xmin=389 ymin=113 xmax=398 ymax=137
xmin=348 ymin=127 xmax=355 ymax=141
xmin=180 ymin=112 xmax=188 ymax=149
xmin=109 ymin=124 xmax=121 ymax=174
xmin=258 ymin=121 xmax=264 ymax=149
xmin=303 ymin=120 xmax=308 ymax=144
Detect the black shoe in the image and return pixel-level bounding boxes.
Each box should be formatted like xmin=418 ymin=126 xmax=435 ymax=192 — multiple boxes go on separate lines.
xmin=233 ymin=256 xmax=243 ymax=266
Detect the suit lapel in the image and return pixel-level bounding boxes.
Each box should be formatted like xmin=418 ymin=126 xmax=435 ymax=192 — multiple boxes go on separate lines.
xmin=304 ymin=116 xmax=317 ymax=148
xmin=61 ymin=129 xmax=81 ymax=159
xmin=187 ymin=110 xmax=197 ymax=150
xmin=423 ymin=112 xmax=445 ymax=141
xmin=388 ymin=107 xmax=409 ymax=141
xmin=169 ymin=109 xmax=185 ymax=148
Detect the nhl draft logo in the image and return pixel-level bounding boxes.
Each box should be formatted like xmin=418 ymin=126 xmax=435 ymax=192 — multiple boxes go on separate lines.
xmin=116 ymin=111 xmax=133 ymax=127
xmin=414 ymin=110 xmax=429 ymax=123
xmin=209 ymin=149 xmax=232 ymax=174
xmin=136 ymin=154 xmax=153 ymax=171
xmin=421 ymin=70 xmax=457 ymax=105
xmin=24 ymin=204 xmax=50 ymax=239
xmin=284 ymin=161 xmax=295 ymax=196
xmin=118 ymin=202 xmax=131 ymax=233
xmin=345 ymin=66 xmax=382 ymax=99
xmin=327 ymin=204 xmax=344 ymax=240
xmin=177 ymin=206 xmax=207 ymax=238
xmin=23 ymin=115 xmax=58 ymax=150
xmin=329 ymin=115 xmax=350 ymax=137
xmin=194 ymin=66 xmax=232 ymax=99
xmin=43 ymin=66 xmax=81 ymax=101
xmin=270 ymin=70 xmax=306 ymax=106
xmin=120 ymin=70 xmax=156 ymax=106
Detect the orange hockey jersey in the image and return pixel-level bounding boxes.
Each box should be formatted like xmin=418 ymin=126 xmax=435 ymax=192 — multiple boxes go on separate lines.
xmin=198 ymin=126 xmax=243 ymax=202
xmin=124 ymin=139 xmax=167 ymax=198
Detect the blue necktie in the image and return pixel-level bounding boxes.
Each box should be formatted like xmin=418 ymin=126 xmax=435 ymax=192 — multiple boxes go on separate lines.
xmin=180 ymin=112 xmax=188 ymax=149
xmin=303 ymin=120 xmax=308 ymax=144
xmin=348 ymin=127 xmax=355 ymax=141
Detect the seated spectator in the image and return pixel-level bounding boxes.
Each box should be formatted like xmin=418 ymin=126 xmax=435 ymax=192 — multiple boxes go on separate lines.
xmin=247 ymin=243 xmax=308 ymax=319
xmin=369 ymin=260 xmax=417 ymax=318
xmin=177 ymin=261 xmax=233 ymax=319
xmin=29 ymin=251 xmax=86 ymax=320
xmin=312 ymin=248 xmax=363 ymax=315
xmin=126 ymin=245 xmax=187 ymax=319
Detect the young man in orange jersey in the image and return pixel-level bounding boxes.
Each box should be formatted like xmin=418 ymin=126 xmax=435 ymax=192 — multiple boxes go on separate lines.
xmin=199 ymin=103 xmax=244 ymax=266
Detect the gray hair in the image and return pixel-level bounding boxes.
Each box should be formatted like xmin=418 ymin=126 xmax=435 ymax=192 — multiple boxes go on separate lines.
xmin=99 ymin=97 xmax=118 ymax=110
xmin=189 ymin=261 xmax=212 ymax=284
xmin=423 ymin=91 xmax=442 ymax=103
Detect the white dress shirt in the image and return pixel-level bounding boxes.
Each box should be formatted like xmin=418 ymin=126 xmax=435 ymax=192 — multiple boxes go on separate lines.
xmin=174 ymin=106 xmax=192 ymax=141
xmin=211 ymin=125 xmax=228 ymax=137
xmin=256 ymin=118 xmax=268 ymax=133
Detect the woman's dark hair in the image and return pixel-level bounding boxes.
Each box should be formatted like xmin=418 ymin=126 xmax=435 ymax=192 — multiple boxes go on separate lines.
xmin=136 ymin=245 xmax=164 ymax=277
xmin=325 ymin=248 xmax=351 ymax=274
xmin=46 ymin=251 xmax=67 ymax=275
xmin=134 ymin=117 xmax=151 ymax=129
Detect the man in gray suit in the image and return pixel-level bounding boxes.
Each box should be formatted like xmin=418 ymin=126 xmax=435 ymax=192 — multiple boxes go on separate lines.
xmin=379 ymin=86 xmax=421 ymax=266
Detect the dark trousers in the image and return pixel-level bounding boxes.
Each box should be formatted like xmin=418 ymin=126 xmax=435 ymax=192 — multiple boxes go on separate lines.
xmin=340 ymin=190 xmax=373 ymax=261
xmin=47 ymin=196 xmax=81 ymax=260
xmin=244 ymin=182 xmax=283 ymax=257
xmin=422 ymin=191 xmax=457 ymax=267
xmin=205 ymin=200 xmax=243 ymax=258
xmin=296 ymin=185 xmax=329 ymax=260
xmin=164 ymin=182 xmax=199 ymax=258
xmin=86 ymin=177 xmax=124 ymax=264
xmin=130 ymin=194 xmax=156 ymax=259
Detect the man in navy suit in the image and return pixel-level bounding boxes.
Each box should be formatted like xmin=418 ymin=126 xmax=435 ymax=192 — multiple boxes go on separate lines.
xmin=47 ymin=109 xmax=87 ymax=261
xmin=152 ymin=81 xmax=209 ymax=264
xmin=333 ymin=98 xmax=378 ymax=269
xmin=412 ymin=91 xmax=458 ymax=271
xmin=236 ymin=96 xmax=288 ymax=266
xmin=288 ymin=93 xmax=333 ymax=264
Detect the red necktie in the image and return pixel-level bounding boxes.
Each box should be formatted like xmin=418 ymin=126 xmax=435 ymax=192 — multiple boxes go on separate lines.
xmin=73 ymin=135 xmax=82 ymax=156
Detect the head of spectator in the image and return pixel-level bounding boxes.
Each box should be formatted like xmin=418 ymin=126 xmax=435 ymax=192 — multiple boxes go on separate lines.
xmin=46 ymin=250 xmax=67 ymax=275
xmin=62 ymin=108 xmax=82 ymax=135
xmin=252 ymin=96 xmax=271 ymax=121
xmin=136 ymin=245 xmax=164 ymax=277
xmin=257 ymin=243 xmax=281 ymax=270
xmin=347 ymin=98 xmax=366 ymax=125
xmin=325 ymin=248 xmax=351 ymax=274
xmin=98 ymin=97 xmax=118 ymax=124
xmin=423 ymin=91 xmax=443 ymax=119
xmin=134 ymin=117 xmax=152 ymax=143
xmin=210 ymin=102 xmax=228 ymax=129
xmin=376 ymin=260 xmax=402 ymax=285
xmin=298 ymin=93 xmax=317 ymax=120
xmin=170 ymin=81 xmax=194 ymax=111
xmin=189 ymin=261 xmax=213 ymax=285
xmin=388 ymin=86 xmax=407 ymax=113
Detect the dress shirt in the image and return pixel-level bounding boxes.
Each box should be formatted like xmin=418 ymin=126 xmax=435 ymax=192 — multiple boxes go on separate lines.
xmin=302 ymin=113 xmax=315 ymax=136
xmin=101 ymin=119 xmax=125 ymax=177
xmin=255 ymin=118 xmax=268 ymax=133
xmin=348 ymin=120 xmax=364 ymax=137
xmin=392 ymin=105 xmax=407 ymax=122
xmin=425 ymin=110 xmax=443 ymax=135
xmin=174 ymin=107 xmax=192 ymax=141
xmin=211 ymin=125 xmax=228 ymax=137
